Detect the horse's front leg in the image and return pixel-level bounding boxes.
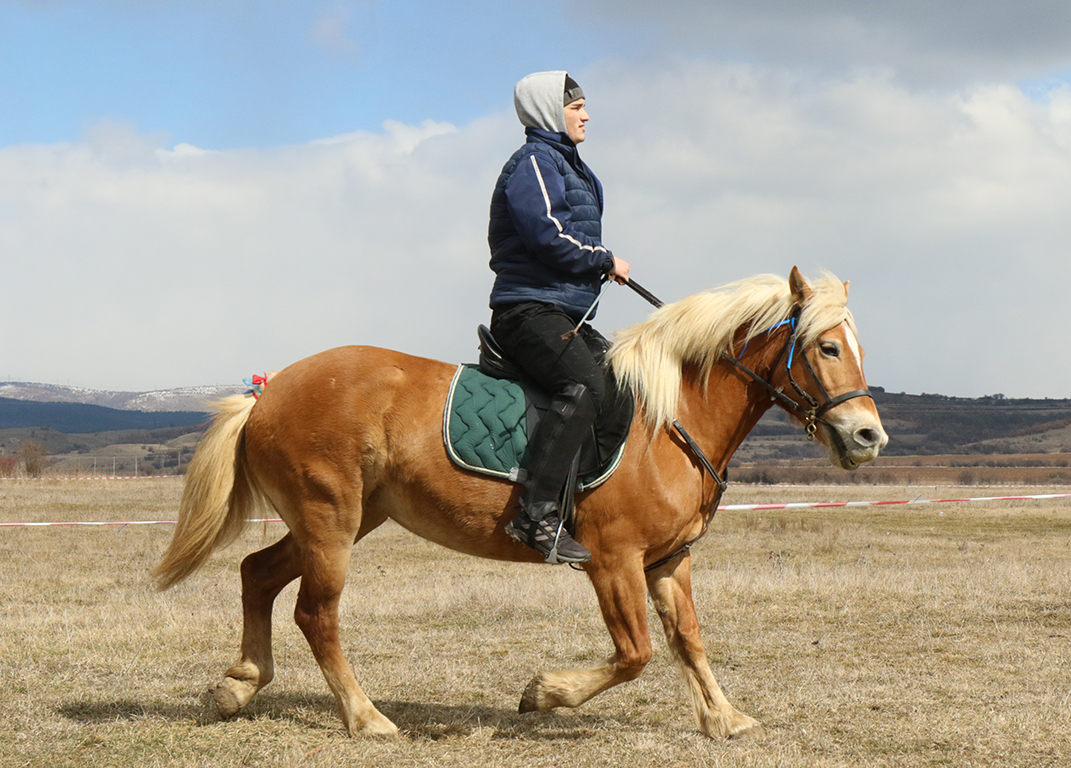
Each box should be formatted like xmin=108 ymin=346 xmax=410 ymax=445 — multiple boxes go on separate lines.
xmin=646 ymin=554 xmax=763 ymax=739
xmin=519 ymin=556 xmax=652 ymax=712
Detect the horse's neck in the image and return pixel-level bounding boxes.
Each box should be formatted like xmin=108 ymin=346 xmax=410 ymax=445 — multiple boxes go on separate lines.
xmin=674 ymin=336 xmax=784 ymax=473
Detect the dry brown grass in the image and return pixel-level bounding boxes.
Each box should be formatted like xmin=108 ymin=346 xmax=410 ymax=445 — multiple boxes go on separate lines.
xmin=1 ymin=478 xmax=1070 ymax=767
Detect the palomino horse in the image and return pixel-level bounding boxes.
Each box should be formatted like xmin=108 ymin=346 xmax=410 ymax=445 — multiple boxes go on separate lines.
xmin=155 ymin=267 xmax=887 ymax=739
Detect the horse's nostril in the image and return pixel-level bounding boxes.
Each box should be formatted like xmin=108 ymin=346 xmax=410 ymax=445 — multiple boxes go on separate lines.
xmin=855 ymin=428 xmax=881 ymax=448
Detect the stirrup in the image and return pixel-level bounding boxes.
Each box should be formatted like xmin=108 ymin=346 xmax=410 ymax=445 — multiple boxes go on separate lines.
xmin=505 ymin=511 xmax=591 ymax=564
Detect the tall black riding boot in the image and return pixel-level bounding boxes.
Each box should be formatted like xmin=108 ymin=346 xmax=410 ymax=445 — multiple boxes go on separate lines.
xmin=505 ymin=382 xmax=596 ymax=564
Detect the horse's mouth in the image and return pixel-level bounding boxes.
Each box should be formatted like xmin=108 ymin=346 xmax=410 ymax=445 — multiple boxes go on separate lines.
xmin=823 ymin=419 xmax=887 ymax=471
xmin=829 ymin=450 xmax=859 ymax=471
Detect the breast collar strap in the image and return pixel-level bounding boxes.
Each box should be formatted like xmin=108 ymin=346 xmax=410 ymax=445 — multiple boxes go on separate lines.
xmin=642 ymin=420 xmax=725 ymax=574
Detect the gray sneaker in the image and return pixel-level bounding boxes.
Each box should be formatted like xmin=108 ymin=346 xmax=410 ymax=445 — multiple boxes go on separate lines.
xmin=505 ymin=510 xmax=591 ymax=564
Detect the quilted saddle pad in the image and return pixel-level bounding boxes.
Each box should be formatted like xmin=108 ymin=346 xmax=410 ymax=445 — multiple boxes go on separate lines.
xmin=442 ymin=364 xmax=625 ymax=492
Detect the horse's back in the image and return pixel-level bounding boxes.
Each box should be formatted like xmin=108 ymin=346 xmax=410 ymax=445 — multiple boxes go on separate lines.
xmin=256 ymin=344 xmax=454 ymax=416
xmin=242 ymin=345 xmax=454 ymax=488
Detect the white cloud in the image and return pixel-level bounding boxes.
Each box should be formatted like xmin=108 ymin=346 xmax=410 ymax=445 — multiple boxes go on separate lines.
xmin=2 ymin=60 xmax=1070 ymax=397
xmin=0 ymin=116 xmax=511 ymax=390
xmin=308 ymin=2 xmax=367 ymax=61
xmin=584 ymin=62 xmax=1071 ymax=397
xmin=574 ymin=1 xmax=1071 ymax=86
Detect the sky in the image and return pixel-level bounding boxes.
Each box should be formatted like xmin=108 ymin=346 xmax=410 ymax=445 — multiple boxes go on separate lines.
xmin=1 ymin=0 xmax=1070 ymax=398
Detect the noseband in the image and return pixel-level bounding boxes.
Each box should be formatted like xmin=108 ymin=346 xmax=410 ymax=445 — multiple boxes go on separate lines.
xmin=720 ymin=309 xmax=874 ymax=440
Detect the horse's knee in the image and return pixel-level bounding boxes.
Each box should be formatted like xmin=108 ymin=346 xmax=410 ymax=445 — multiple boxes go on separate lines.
xmin=616 ymin=645 xmax=652 ymax=682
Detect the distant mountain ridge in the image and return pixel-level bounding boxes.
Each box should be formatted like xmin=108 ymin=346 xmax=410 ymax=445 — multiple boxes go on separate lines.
xmin=5 ymin=381 xmax=1071 ymax=456
xmin=0 ymin=382 xmax=244 ymax=412
xmin=735 ymin=389 xmax=1071 ymax=462
xmin=0 ymin=397 xmax=210 ymax=434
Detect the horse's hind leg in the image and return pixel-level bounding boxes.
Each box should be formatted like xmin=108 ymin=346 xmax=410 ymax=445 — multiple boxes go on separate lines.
xmin=646 ymin=556 xmax=763 ymax=739
xmin=293 ymin=520 xmax=398 ymax=737
xmin=212 ymin=532 xmax=302 ymax=718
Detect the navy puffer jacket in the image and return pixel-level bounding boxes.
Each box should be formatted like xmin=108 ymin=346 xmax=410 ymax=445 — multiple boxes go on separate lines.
xmin=488 ymin=128 xmax=614 ymax=320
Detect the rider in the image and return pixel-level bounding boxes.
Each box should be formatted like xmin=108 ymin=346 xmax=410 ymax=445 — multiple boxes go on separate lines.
xmin=488 ymin=71 xmax=630 ymax=564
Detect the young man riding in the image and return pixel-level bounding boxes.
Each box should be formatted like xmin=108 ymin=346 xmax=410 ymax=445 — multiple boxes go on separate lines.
xmin=487 ymin=71 xmax=630 ymax=564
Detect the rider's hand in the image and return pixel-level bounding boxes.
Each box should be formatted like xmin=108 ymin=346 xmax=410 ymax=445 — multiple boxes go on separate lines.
xmin=609 ymin=255 xmax=631 ymax=285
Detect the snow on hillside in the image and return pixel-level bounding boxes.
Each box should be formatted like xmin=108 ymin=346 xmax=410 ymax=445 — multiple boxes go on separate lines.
xmin=0 ymin=382 xmax=245 ymax=412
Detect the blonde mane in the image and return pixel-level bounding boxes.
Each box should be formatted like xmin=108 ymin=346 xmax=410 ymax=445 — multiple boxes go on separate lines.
xmin=608 ymin=272 xmax=855 ymax=428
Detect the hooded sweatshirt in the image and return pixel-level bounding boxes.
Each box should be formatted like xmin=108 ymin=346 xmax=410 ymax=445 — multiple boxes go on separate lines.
xmin=488 ymin=71 xmax=613 ymax=320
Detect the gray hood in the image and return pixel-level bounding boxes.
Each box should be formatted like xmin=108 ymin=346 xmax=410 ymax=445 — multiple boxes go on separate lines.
xmin=513 ymin=71 xmax=567 ymax=134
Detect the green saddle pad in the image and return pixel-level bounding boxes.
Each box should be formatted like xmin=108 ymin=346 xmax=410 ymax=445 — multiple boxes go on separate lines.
xmin=443 ymin=364 xmax=625 ymax=491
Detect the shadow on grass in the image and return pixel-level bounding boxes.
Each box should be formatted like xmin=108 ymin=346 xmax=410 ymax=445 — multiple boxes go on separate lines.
xmin=379 ymin=699 xmax=628 ymax=741
xmin=56 ymin=698 xmax=199 ymax=724
xmin=251 ymin=693 xmax=629 ymax=740
xmin=56 ymin=691 xmax=628 ymax=741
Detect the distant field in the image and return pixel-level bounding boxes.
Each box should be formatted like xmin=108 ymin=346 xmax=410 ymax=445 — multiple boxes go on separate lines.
xmin=734 ymin=453 xmax=1071 ymax=486
xmin=1 ymin=479 xmax=1069 ymax=767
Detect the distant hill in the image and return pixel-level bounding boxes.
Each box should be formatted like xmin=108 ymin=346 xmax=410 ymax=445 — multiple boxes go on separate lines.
xmin=0 ymin=382 xmax=242 ymax=412
xmin=868 ymin=390 xmax=1071 ymax=454
xmin=734 ymin=389 xmax=1071 ymax=463
xmin=0 ymin=397 xmax=208 ymax=434
xmin=4 ymin=380 xmax=1071 ymax=459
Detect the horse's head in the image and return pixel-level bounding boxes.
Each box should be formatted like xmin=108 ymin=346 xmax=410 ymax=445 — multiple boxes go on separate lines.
xmin=777 ymin=267 xmax=888 ymax=469
xmin=609 ymin=267 xmax=889 ymax=470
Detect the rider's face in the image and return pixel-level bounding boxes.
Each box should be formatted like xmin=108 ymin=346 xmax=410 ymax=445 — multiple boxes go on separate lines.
xmin=564 ymin=99 xmax=589 ymax=144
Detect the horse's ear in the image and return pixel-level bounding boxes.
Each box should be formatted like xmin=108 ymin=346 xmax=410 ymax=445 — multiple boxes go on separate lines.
xmin=843 ymin=280 xmax=850 ymax=300
xmin=789 ymin=266 xmax=812 ymax=305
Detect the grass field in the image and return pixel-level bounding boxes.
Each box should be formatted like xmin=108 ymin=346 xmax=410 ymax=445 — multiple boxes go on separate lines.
xmin=1 ymin=478 xmax=1069 ymax=767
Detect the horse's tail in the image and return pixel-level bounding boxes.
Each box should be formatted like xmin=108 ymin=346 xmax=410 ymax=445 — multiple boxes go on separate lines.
xmin=154 ymin=394 xmax=263 ymax=591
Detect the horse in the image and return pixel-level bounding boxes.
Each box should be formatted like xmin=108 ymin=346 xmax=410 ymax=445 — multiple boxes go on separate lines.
xmin=154 ymin=267 xmax=887 ymax=739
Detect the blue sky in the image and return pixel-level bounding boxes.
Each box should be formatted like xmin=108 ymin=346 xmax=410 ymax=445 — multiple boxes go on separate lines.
xmin=1 ymin=1 xmax=645 ymax=149
xmin=2 ymin=1 xmax=1071 ymax=397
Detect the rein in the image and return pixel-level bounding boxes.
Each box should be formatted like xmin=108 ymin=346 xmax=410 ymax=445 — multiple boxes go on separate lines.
xmin=624 ymin=280 xmax=872 ymax=573
xmin=626 ymin=281 xmax=729 ymax=493
xmin=626 ymin=281 xmax=725 ymax=573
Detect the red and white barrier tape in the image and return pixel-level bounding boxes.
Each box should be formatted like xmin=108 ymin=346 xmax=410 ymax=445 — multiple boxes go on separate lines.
xmin=0 ymin=517 xmax=282 ymax=528
xmin=718 ymin=492 xmax=1071 ymax=511
xmin=2 ymin=492 xmax=1069 ymax=528
xmin=0 ymin=475 xmax=176 ymax=481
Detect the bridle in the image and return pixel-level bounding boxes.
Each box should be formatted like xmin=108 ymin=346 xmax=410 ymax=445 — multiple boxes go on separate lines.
xmin=719 ymin=309 xmax=874 ymax=442
xmin=627 ymin=280 xmax=874 ymax=446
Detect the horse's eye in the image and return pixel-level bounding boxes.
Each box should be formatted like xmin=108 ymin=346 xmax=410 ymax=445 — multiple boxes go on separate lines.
xmin=820 ymin=343 xmax=840 ymax=358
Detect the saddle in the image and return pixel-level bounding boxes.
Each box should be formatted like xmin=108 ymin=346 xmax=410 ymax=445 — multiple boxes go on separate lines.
xmin=442 ymin=326 xmax=633 ymax=492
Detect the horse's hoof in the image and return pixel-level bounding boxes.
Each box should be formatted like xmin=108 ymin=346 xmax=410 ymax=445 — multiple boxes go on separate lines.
xmin=359 ymin=725 xmax=401 ymax=739
xmin=350 ymin=716 xmax=401 ymax=739
xmin=728 ymin=719 xmax=765 ymax=740
xmin=518 ymin=677 xmax=542 ymax=713
xmin=210 ymin=679 xmax=248 ymax=719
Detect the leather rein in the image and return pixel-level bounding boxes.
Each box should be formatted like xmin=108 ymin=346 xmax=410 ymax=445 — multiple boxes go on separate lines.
xmin=627 ymin=281 xmax=874 ymax=573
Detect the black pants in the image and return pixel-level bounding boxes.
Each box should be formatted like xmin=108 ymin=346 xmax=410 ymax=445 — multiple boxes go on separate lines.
xmin=490 ymin=302 xmax=610 ymax=511
xmin=490 ymin=302 xmax=610 ymax=407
